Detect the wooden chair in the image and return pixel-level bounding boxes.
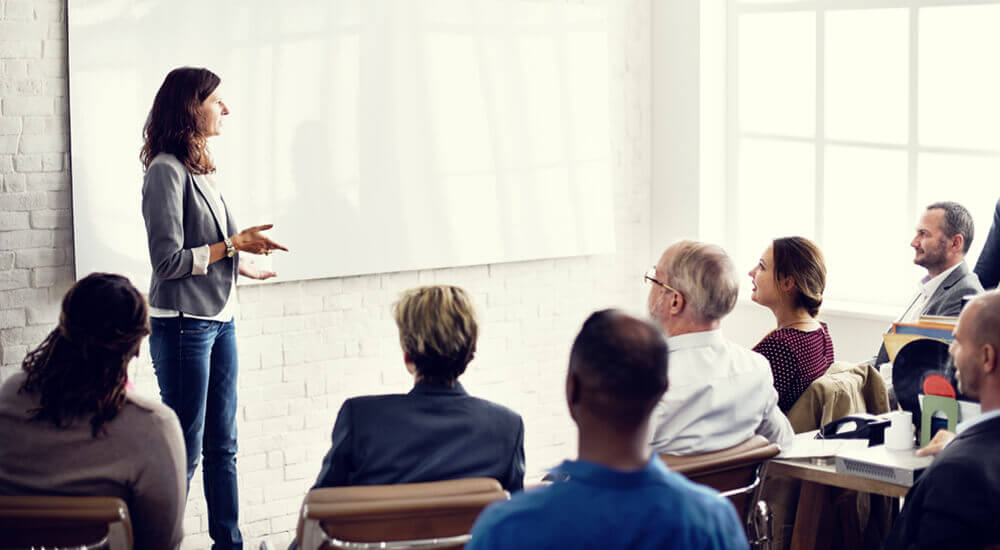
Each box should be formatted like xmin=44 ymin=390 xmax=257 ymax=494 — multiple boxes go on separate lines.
xmin=296 ymin=478 xmax=509 ymax=550
xmin=662 ymin=435 xmax=781 ymax=549
xmin=0 ymin=495 xmax=132 ymax=550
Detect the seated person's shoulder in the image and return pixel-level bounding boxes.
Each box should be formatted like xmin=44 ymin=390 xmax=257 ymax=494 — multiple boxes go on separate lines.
xmin=344 ymin=392 xmax=406 ymax=408
xmin=963 ymin=270 xmax=986 ymax=293
xmin=124 ymin=390 xmax=181 ymax=428
xmin=468 ymin=483 xmax=573 ymax=547
xmin=332 ymin=393 xmax=411 ymax=423
xmin=752 ymin=333 xmax=795 ymax=360
xmin=932 ymin=434 xmax=1000 ymax=479
xmin=649 ymin=472 xmax=747 ymax=546
xmin=472 ymin=471 xmax=743 ymax=549
xmin=733 ymin=342 xmax=777 ymax=376
xmin=469 ymin=395 xmax=523 ymax=423
xmin=655 ymin=469 xmax=739 ymax=514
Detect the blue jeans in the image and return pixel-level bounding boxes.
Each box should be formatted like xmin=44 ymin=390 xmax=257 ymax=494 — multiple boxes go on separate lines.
xmin=150 ymin=316 xmax=243 ymax=550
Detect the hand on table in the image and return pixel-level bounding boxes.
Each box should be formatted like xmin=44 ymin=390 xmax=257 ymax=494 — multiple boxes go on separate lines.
xmin=916 ymin=429 xmax=956 ymax=457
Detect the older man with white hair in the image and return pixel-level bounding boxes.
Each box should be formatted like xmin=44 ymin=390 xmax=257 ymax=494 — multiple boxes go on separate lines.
xmin=646 ymin=240 xmax=793 ymax=455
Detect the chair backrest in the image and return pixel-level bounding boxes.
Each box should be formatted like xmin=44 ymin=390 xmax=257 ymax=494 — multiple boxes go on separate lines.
xmin=0 ymin=495 xmax=133 ymax=550
xmin=297 ymin=477 xmax=509 ymax=550
xmin=661 ymin=435 xmax=780 ymax=521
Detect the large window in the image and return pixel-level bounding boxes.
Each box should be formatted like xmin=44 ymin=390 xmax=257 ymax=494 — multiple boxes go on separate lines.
xmin=722 ymin=0 xmax=1000 ymax=313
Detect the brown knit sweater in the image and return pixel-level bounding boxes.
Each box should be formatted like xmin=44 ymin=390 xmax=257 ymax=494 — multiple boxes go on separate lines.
xmin=0 ymin=371 xmax=186 ymax=549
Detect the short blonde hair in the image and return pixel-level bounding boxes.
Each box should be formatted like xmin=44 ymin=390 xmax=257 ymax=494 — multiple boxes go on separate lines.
xmin=665 ymin=241 xmax=739 ymax=322
xmin=393 ymin=285 xmax=478 ymax=384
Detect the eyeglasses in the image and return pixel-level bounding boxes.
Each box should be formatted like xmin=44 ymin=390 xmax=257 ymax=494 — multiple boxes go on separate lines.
xmin=644 ymin=266 xmax=678 ymax=294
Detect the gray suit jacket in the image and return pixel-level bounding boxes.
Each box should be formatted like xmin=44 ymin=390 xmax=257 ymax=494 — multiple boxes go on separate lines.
xmin=141 ymin=153 xmax=239 ymax=317
xmin=921 ymin=260 xmax=984 ymax=317
xmin=875 ymin=261 xmax=983 ymax=365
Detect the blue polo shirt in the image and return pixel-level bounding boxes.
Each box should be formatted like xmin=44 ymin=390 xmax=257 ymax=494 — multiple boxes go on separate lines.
xmin=467 ymin=456 xmax=748 ymax=550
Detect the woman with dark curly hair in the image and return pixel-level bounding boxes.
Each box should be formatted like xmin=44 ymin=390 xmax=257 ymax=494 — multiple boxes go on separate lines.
xmin=141 ymin=67 xmax=287 ymax=549
xmin=0 ymin=273 xmax=186 ymax=550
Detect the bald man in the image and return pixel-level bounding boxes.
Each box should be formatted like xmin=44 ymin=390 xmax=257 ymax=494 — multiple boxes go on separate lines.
xmin=467 ymin=310 xmax=747 ymax=550
xmin=885 ymin=291 xmax=1000 ymax=549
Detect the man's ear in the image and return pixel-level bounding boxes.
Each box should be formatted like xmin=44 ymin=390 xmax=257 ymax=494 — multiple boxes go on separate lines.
xmin=951 ymin=234 xmax=965 ymax=254
xmin=566 ymin=372 xmax=581 ymax=406
xmin=984 ymin=343 xmax=998 ymax=375
xmin=670 ymin=291 xmax=685 ymax=316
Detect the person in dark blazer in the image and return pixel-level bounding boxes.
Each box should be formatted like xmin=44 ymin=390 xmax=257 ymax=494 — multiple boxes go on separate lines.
xmin=875 ymin=202 xmax=983 ymax=366
xmin=311 ymin=285 xmax=525 ymax=492
xmin=975 ymin=197 xmax=1000 ymax=290
xmin=885 ymin=291 xmax=1000 ymax=549
xmin=141 ymin=67 xmax=287 ymax=550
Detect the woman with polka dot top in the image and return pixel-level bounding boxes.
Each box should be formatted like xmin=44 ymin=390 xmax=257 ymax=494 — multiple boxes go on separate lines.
xmin=749 ymin=237 xmax=835 ymax=412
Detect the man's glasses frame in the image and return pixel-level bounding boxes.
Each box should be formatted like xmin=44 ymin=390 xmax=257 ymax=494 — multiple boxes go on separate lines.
xmin=644 ymin=266 xmax=678 ymax=294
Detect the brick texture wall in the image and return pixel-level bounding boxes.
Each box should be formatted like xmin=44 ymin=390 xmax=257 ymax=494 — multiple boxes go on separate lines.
xmin=0 ymin=0 xmax=651 ymax=547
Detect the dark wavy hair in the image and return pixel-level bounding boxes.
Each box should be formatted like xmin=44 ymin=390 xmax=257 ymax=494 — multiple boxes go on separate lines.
xmin=140 ymin=67 xmax=221 ymax=174
xmin=19 ymin=273 xmax=150 ymax=437
xmin=772 ymin=236 xmax=826 ymax=318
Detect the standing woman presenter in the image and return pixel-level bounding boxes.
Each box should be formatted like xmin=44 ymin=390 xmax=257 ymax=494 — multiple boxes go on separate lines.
xmin=140 ymin=67 xmax=287 ymax=550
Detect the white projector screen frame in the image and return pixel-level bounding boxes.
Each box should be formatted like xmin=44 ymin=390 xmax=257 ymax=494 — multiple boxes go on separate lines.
xmin=68 ymin=0 xmax=615 ymax=286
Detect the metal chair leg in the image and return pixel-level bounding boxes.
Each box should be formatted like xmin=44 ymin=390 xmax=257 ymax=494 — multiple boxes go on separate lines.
xmin=749 ymin=500 xmax=773 ymax=550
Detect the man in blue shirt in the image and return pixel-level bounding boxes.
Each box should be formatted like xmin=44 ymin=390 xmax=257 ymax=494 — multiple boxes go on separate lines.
xmin=466 ymin=309 xmax=748 ymax=550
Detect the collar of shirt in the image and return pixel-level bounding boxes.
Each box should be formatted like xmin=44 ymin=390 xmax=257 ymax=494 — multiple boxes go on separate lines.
xmin=409 ymin=380 xmax=468 ymax=397
xmin=549 ymin=456 xmax=667 ymax=489
xmin=665 ymin=329 xmax=725 ymax=352
xmin=956 ymin=407 xmax=1000 ymax=436
xmin=919 ymin=261 xmax=962 ymax=299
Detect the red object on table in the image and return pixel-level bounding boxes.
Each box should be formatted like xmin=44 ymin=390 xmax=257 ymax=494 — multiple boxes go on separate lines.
xmin=923 ymin=374 xmax=956 ymax=398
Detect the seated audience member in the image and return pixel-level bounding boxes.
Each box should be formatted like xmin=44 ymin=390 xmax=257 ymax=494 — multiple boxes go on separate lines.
xmin=310 ymin=285 xmax=525 ymax=491
xmin=646 ymin=241 xmax=793 ymax=454
xmin=975 ymin=196 xmax=1000 ymax=289
xmin=875 ymin=201 xmax=983 ymax=365
xmin=467 ymin=310 xmax=748 ymax=550
xmin=749 ymin=236 xmax=834 ymax=411
xmin=0 ymin=273 xmax=186 ymax=550
xmin=884 ymin=291 xmax=1000 ymax=549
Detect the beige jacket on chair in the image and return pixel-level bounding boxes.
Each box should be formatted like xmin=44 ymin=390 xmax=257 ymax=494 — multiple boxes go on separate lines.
xmin=786 ymin=361 xmax=891 ymax=433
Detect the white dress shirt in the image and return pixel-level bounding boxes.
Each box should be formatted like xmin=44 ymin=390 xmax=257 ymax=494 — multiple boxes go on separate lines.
xmin=898 ymin=262 xmax=962 ymax=324
xmin=648 ymin=329 xmax=794 ymax=455
xmin=957 ymin=407 xmax=1000 ymax=436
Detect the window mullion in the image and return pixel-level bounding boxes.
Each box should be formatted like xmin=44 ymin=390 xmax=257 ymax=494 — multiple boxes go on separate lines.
xmin=815 ymin=8 xmax=826 ymax=249
xmin=907 ymin=6 xmax=919 ymax=220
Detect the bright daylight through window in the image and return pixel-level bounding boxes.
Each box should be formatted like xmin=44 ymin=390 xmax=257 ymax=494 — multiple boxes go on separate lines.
xmin=722 ymin=0 xmax=1000 ymax=314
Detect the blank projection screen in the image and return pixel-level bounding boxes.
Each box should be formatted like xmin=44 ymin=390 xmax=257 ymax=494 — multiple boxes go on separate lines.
xmin=68 ymin=0 xmax=615 ymax=286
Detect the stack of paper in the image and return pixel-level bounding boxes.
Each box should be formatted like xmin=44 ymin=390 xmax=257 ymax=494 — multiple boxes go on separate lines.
xmin=778 ymin=430 xmax=870 ymax=459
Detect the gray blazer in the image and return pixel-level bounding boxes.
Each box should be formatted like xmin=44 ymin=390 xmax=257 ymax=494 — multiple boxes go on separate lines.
xmin=141 ymin=153 xmax=239 ymax=317
xmin=875 ymin=260 xmax=983 ymax=365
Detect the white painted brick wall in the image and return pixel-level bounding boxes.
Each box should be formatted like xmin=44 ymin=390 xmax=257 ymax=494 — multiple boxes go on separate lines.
xmin=0 ymin=0 xmax=652 ymax=547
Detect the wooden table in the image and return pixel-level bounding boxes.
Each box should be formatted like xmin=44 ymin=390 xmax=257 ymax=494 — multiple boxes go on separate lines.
xmin=766 ymin=458 xmax=910 ymax=550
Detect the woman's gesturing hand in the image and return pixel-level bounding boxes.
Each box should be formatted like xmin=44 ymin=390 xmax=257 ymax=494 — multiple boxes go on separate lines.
xmin=231 ymin=224 xmax=288 ymax=255
xmin=239 ymin=259 xmax=277 ymax=280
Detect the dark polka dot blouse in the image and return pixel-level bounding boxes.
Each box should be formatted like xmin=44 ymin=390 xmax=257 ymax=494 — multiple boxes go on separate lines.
xmin=753 ymin=322 xmax=835 ymax=412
